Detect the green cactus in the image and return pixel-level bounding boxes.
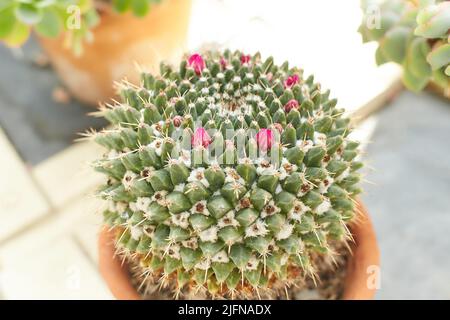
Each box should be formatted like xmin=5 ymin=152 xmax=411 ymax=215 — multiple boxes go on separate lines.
xmin=359 ymin=0 xmax=449 ymax=95
xmin=91 ymin=50 xmax=364 ymax=299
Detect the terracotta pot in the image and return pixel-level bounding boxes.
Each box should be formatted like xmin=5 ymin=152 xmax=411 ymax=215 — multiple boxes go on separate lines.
xmin=38 ymin=0 xmax=192 ymax=106
xmin=98 ymin=200 xmax=379 ymax=300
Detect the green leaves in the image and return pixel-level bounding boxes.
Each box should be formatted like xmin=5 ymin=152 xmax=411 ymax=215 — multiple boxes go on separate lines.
xmin=132 ymin=0 xmax=150 ymax=17
xmin=3 ymin=20 xmax=29 ymax=46
xmin=427 ymin=43 xmax=450 ymax=71
xmin=113 ymin=0 xmax=161 ymax=17
xmin=113 ymin=0 xmax=131 ymax=13
xmin=0 ymin=6 xmax=16 ymax=39
xmin=0 ymin=0 xmax=82 ymax=49
xmin=379 ymin=26 xmax=411 ymax=64
xmin=0 ymin=0 xmax=157 ymax=51
xmin=35 ymin=7 xmax=62 ymax=38
xmin=15 ymin=3 xmax=43 ymax=25
xmin=415 ymin=1 xmax=450 ymax=39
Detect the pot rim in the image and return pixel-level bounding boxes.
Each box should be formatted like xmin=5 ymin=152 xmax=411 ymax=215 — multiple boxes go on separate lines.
xmin=98 ymin=200 xmax=379 ymax=300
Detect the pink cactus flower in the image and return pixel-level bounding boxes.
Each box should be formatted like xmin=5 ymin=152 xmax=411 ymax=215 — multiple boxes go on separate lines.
xmin=192 ymin=127 xmax=212 ymax=148
xmin=256 ymin=128 xmax=273 ymax=152
xmin=188 ymin=53 xmax=205 ymax=75
xmin=284 ymin=74 xmax=299 ymax=88
xmin=284 ymin=99 xmax=299 ymax=113
xmin=240 ymin=54 xmax=251 ymax=65
xmin=220 ymin=57 xmax=228 ymax=69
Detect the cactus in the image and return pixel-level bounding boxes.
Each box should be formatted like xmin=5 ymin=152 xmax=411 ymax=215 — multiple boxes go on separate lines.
xmin=358 ymin=0 xmax=449 ymax=95
xmin=91 ymin=50 xmax=364 ymax=299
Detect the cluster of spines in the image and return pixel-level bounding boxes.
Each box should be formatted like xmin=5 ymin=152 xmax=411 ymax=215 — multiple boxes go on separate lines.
xmin=91 ymin=50 xmax=363 ymax=299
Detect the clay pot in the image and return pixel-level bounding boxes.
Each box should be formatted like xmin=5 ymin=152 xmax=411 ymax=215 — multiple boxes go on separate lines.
xmin=38 ymin=0 xmax=192 ymax=106
xmin=98 ymin=200 xmax=380 ymax=300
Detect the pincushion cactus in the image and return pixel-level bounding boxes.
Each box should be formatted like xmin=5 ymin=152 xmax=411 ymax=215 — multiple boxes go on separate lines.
xmin=91 ymin=50 xmax=364 ymax=299
xmin=359 ymin=0 xmax=449 ymax=95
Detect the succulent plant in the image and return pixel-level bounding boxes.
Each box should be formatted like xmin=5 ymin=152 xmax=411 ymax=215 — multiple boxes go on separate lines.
xmin=91 ymin=50 xmax=364 ymax=299
xmin=101 ymin=0 xmax=163 ymax=17
xmin=0 ymin=0 xmax=164 ymax=55
xmin=359 ymin=0 xmax=450 ymax=95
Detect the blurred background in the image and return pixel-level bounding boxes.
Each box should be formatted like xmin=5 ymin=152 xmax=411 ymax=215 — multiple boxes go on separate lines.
xmin=0 ymin=0 xmax=448 ymax=299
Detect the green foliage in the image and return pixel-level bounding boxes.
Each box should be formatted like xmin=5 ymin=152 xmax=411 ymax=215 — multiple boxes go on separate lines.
xmin=0 ymin=0 xmax=164 ymax=54
xmin=112 ymin=0 xmax=162 ymax=17
xmin=0 ymin=0 xmax=99 ymax=54
xmin=359 ymin=0 xmax=449 ymax=93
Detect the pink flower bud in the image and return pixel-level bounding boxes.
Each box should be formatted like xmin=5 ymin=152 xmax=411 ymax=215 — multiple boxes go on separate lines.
xmin=284 ymin=74 xmax=299 ymax=88
xmin=220 ymin=57 xmax=227 ymax=69
xmin=240 ymin=54 xmax=251 ymax=65
xmin=256 ymin=129 xmax=273 ymax=152
xmin=273 ymin=123 xmax=283 ymax=134
xmin=188 ymin=53 xmax=205 ymax=75
xmin=192 ymin=127 xmax=211 ymax=148
xmin=284 ymin=99 xmax=299 ymax=113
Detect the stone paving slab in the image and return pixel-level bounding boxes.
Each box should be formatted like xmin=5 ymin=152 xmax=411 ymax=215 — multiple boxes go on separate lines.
xmin=0 ymin=238 xmax=112 ymax=299
xmin=0 ymin=39 xmax=108 ymax=166
xmin=361 ymin=92 xmax=450 ymax=299
xmin=0 ymin=127 xmax=49 ymax=243
xmin=32 ymin=141 xmax=105 ymax=209
xmin=0 ymin=196 xmax=111 ymax=299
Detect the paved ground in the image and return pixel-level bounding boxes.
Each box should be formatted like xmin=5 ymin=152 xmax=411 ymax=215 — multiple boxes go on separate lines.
xmin=362 ymin=91 xmax=450 ymax=299
xmin=0 ymin=38 xmax=107 ymax=165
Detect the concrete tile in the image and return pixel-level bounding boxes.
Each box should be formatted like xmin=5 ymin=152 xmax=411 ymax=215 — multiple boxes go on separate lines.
xmin=0 ymin=237 xmax=112 ymax=299
xmin=0 ymin=127 xmax=50 ymax=242
xmin=0 ymin=196 xmax=111 ymax=299
xmin=0 ymin=196 xmax=103 ymax=260
xmin=72 ymin=210 xmax=104 ymax=265
xmin=0 ymin=38 xmax=107 ymax=165
xmin=32 ymin=141 xmax=106 ymax=209
xmin=361 ymin=91 xmax=450 ymax=299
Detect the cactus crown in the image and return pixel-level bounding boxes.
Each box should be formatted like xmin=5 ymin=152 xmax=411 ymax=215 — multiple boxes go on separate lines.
xmin=358 ymin=0 xmax=450 ymax=94
xmin=92 ymin=50 xmax=364 ymax=299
